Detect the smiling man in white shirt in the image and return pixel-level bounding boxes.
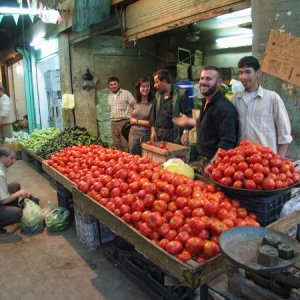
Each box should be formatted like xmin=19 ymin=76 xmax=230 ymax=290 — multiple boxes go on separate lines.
xmin=231 ymin=56 xmax=292 ymax=157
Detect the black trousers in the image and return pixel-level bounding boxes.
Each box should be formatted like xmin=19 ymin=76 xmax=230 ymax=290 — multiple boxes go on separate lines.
xmin=0 ymin=182 xmax=22 ymax=228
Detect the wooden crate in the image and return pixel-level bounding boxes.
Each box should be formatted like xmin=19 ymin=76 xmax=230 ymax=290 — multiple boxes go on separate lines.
xmin=72 ymin=188 xmax=225 ymax=288
xmin=141 ymin=142 xmax=190 ymax=163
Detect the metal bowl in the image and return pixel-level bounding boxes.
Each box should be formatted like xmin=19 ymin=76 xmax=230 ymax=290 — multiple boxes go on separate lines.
xmin=219 ymin=226 xmax=300 ymax=274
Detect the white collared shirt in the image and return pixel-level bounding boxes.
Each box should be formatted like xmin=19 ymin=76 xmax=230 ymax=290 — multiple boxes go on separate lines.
xmin=232 ymin=86 xmax=293 ymax=153
xmin=0 ymin=161 xmax=10 ymax=201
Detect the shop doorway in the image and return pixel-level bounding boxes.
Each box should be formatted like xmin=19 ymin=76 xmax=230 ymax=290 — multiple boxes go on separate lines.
xmin=36 ymin=54 xmax=63 ymax=129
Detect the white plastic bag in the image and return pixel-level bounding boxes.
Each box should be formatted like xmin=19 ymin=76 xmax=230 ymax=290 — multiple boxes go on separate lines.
xmin=21 ymin=199 xmax=44 ymax=235
xmin=280 ymin=191 xmax=300 ymax=217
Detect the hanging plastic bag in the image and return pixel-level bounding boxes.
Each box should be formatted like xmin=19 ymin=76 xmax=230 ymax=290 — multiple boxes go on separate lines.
xmin=45 ymin=207 xmax=70 ymax=232
xmin=21 ymin=199 xmax=44 ymax=235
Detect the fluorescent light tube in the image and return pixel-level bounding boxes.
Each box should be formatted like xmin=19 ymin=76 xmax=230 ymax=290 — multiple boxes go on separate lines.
xmin=0 ymin=7 xmax=39 ymax=15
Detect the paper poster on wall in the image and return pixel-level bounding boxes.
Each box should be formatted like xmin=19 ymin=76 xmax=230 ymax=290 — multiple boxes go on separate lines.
xmin=261 ymin=30 xmax=300 ymax=88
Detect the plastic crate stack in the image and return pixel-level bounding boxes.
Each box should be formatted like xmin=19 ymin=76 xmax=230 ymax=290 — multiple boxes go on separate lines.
xmin=74 ymin=201 xmax=100 ymax=251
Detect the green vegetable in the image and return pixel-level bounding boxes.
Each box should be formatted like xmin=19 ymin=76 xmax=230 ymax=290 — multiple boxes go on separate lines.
xmin=163 ymin=159 xmax=195 ymax=179
xmin=21 ymin=128 xmax=61 ymax=153
xmin=36 ymin=126 xmax=108 ymax=159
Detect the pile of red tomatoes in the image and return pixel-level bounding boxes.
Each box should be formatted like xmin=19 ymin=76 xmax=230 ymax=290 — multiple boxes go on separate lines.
xmin=207 ymin=140 xmax=300 ymax=190
xmin=47 ymin=144 xmax=259 ymax=263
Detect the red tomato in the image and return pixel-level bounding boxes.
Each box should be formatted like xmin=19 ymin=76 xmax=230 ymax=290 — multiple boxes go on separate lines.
xmin=167 ymin=201 xmax=177 ymax=212
xmin=185 ymin=237 xmax=204 ymax=255
xmin=78 ymin=181 xmax=90 ymax=193
xmin=139 ymin=222 xmax=152 ymax=237
xmin=244 ymin=179 xmax=257 ymax=190
xmin=224 ymin=166 xmax=236 ymax=177
xmin=192 ymin=207 xmax=206 ymax=218
xmin=203 ymin=240 xmax=220 ymax=258
xmin=177 ymin=250 xmax=192 ymax=262
xmin=163 ymin=184 xmax=176 ymax=196
xmin=176 ymin=231 xmax=191 ymax=245
xmin=222 ymin=218 xmax=235 ymax=228
xmin=244 ymin=168 xmax=254 ymax=179
xmin=158 ymin=192 xmax=171 ymax=203
xmin=158 ymin=223 xmax=171 ymax=237
xmin=210 ymin=221 xmax=228 ymax=235
xmin=157 ymin=238 xmax=168 ymax=249
xmin=153 ymin=200 xmax=168 ymax=213
xmin=131 ymin=211 xmax=142 ymax=223
xmin=233 ymin=180 xmax=243 ymax=188
xmin=270 ymin=158 xmax=283 ymax=168
xmin=166 ymin=241 xmax=183 ymax=255
xmin=219 ymin=177 xmax=233 ymax=186
xmin=169 ymin=216 xmax=184 ymax=230
xmin=248 ymin=154 xmax=262 ymax=164
xmin=165 ymin=229 xmax=178 ymax=241
xmin=211 ymin=169 xmax=223 ymax=181
xmin=217 ymin=208 xmax=229 ymax=220
xmin=233 ymin=170 xmax=244 ymax=181
xmin=146 ymin=212 xmax=163 ymax=229
xmin=252 ymin=172 xmax=264 ymax=185
xmin=204 ymin=184 xmax=216 ymax=195
xmin=182 ymin=206 xmax=192 ymax=217
xmin=175 ymin=196 xmax=189 ymax=209
xmin=262 ymin=177 xmax=276 ymax=190
xmin=176 ymin=184 xmax=193 ymax=197
xmin=237 ymin=161 xmax=249 ymax=172
xmin=203 ymin=201 xmax=219 ymax=216
xmin=190 ymin=217 xmax=206 ymax=232
xmin=237 ymin=207 xmax=248 ymax=219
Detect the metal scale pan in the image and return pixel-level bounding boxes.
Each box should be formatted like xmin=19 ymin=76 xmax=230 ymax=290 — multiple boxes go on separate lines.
xmin=219 ymin=226 xmax=300 ymax=274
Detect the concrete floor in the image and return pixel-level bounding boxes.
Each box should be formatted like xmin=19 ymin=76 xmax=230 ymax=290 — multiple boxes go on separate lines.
xmin=0 ymin=160 xmax=156 ymax=300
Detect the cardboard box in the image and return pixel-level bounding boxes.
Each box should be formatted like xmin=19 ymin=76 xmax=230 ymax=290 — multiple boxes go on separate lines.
xmin=141 ymin=142 xmax=190 ymax=164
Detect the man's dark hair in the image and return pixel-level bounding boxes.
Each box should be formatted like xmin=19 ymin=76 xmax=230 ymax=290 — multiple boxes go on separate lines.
xmin=108 ymin=76 xmax=120 ymax=84
xmin=153 ymin=69 xmax=172 ymax=84
xmin=238 ymin=56 xmax=260 ymax=71
xmin=0 ymin=86 xmax=6 ymax=93
xmin=202 ymin=66 xmax=223 ymax=79
xmin=0 ymin=145 xmax=14 ymax=157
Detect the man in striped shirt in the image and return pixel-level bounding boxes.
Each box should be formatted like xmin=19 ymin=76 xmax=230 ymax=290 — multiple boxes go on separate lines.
xmin=107 ymin=77 xmax=135 ymax=152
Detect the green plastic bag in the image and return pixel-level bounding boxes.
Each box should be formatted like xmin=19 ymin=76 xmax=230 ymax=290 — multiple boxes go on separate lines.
xmin=45 ymin=207 xmax=70 ymax=232
xmin=21 ymin=199 xmax=44 ymax=235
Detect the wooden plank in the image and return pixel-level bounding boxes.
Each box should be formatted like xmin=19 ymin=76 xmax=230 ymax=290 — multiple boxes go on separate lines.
xmin=267 ymin=210 xmax=300 ymax=233
xmin=73 ymin=188 xmax=225 ymax=287
xmin=125 ymin=0 xmax=251 ymax=42
xmin=42 ymin=162 xmax=75 ymax=192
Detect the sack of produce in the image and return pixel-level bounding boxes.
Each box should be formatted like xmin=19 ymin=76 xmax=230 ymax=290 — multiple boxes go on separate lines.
xmin=176 ymin=62 xmax=190 ymax=80
xmin=45 ymin=207 xmax=70 ymax=232
xmin=21 ymin=199 xmax=44 ymax=235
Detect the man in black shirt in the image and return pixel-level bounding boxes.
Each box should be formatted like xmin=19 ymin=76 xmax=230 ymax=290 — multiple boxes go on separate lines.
xmin=150 ymin=69 xmax=191 ymax=143
xmin=173 ymin=66 xmax=239 ymax=173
